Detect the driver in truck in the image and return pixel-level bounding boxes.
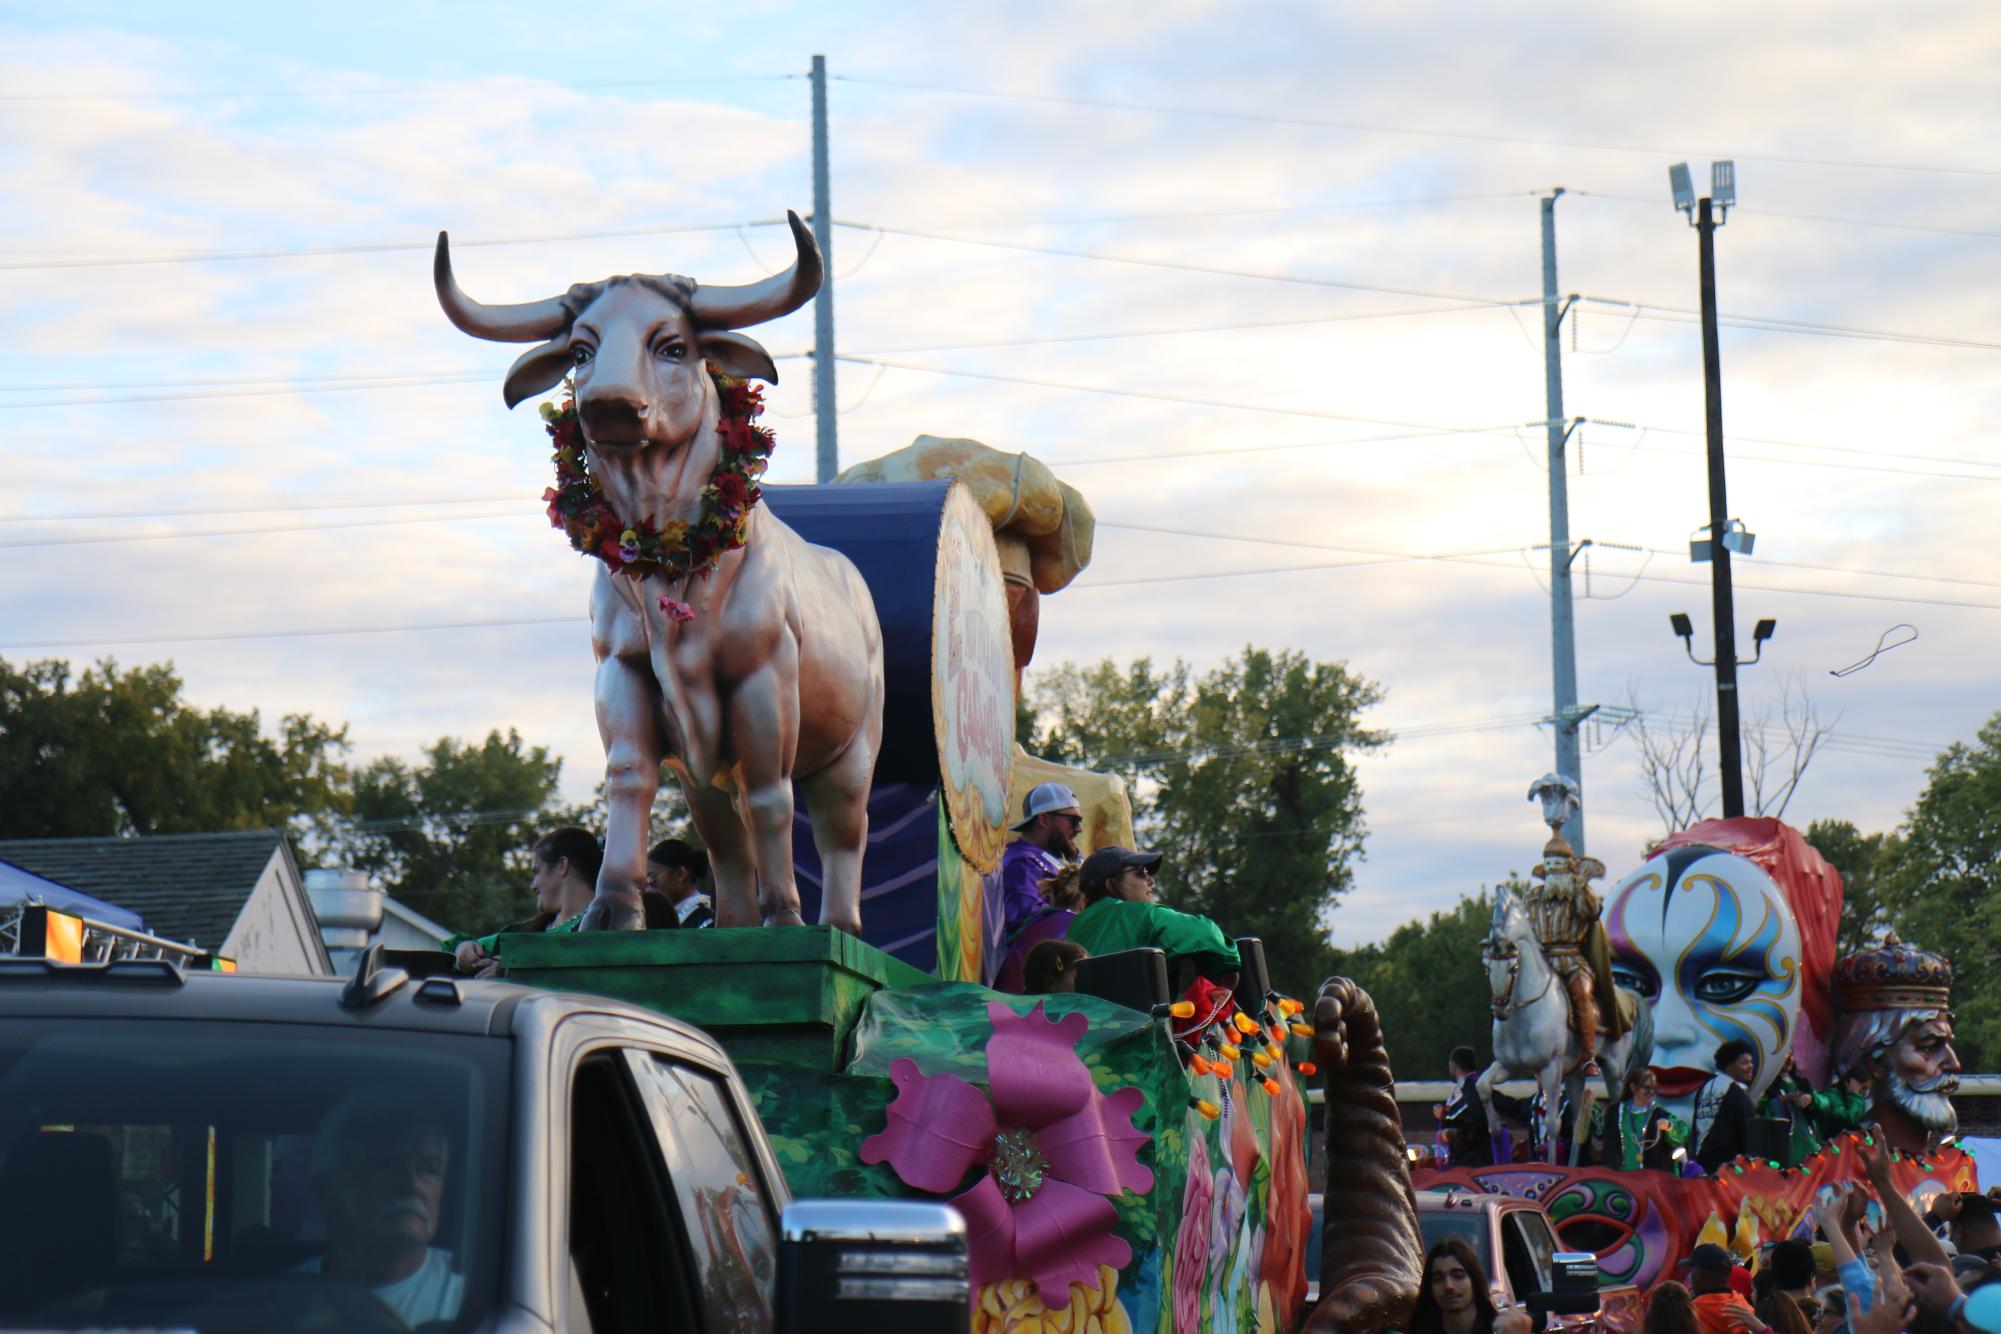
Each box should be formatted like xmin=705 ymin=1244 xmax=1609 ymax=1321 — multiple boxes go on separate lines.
xmin=300 ymin=1088 xmax=465 ymax=1325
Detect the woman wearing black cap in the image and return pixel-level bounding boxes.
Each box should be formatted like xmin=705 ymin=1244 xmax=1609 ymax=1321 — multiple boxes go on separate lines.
xmin=1063 ymin=845 xmax=1241 ymax=982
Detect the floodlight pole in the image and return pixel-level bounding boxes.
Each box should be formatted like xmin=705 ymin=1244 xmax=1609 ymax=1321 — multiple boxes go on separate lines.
xmin=810 ymin=54 xmax=838 ymax=482
xmin=1695 ymin=194 xmax=1746 ymax=818
xmin=1540 ymin=189 xmax=1586 ymax=851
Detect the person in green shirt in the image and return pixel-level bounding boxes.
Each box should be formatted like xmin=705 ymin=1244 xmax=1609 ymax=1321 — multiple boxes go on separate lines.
xmin=446 ymin=826 xmax=601 ymax=976
xmin=1804 ymin=1066 xmax=1874 ymax=1143
xmin=1599 ymin=1068 xmax=1689 ymax=1172
xmin=1063 ymin=846 xmax=1240 ymax=983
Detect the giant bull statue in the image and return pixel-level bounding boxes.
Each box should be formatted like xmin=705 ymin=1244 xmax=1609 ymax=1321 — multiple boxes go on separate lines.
xmin=434 ymin=212 xmax=885 ymax=933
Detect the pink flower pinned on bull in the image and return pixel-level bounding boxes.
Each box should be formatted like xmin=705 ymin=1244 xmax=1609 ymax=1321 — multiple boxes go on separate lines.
xmin=859 ymin=1001 xmax=1152 ymax=1294
xmin=657 ymin=596 xmax=696 ymax=622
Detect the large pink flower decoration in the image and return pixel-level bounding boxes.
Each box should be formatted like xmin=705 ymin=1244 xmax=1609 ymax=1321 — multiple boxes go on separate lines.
xmin=860 ymin=1001 xmax=1153 ymax=1294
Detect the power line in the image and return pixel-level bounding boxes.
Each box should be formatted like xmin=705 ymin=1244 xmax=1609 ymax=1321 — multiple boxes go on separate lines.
xmin=0 ymin=220 xmax=780 ymax=273
xmin=10 ymin=513 xmax=2001 ymax=651
xmin=1569 ymin=190 xmax=2001 ymax=245
xmin=1105 ymin=520 xmax=2001 ymax=599
xmin=13 ymin=208 xmax=1994 ymax=361
xmin=836 ymin=355 xmax=1516 ymax=433
xmin=1594 ymin=298 xmax=2001 ymax=355
xmin=894 ymin=191 xmax=1541 ymax=232
xmin=0 ymin=302 xmax=1491 ymax=401
xmin=851 ymin=223 xmax=1525 ymax=307
xmin=0 ymin=73 xmax=800 ymax=105
xmin=832 ymin=74 xmax=2001 ymax=180
xmin=848 ymin=359 xmax=2001 ymax=484
xmin=0 ymin=196 xmax=1532 ymax=270
xmin=0 ymin=509 xmax=526 ymax=551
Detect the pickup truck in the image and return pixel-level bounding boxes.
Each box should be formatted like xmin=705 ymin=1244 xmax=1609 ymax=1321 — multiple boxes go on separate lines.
xmin=0 ymin=949 xmax=971 ymax=1333
xmin=1302 ymin=1189 xmax=1637 ymax=1333
xmin=1415 ymin=1190 xmax=1639 ymax=1334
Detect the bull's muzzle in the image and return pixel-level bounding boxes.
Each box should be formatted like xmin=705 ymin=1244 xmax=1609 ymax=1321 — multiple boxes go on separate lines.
xmin=579 ymin=392 xmax=652 ymax=445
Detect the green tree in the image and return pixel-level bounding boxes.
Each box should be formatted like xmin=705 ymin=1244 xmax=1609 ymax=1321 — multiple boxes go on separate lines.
xmin=1328 ymin=888 xmax=1508 ymax=1080
xmin=0 ymin=656 xmax=349 ymax=839
xmin=1024 ymin=647 xmax=1383 ymax=997
xmin=1879 ymin=712 xmax=2001 ymax=1070
xmin=1803 ymin=818 xmax=1901 ymax=958
xmin=337 ymin=729 xmax=564 ymax=934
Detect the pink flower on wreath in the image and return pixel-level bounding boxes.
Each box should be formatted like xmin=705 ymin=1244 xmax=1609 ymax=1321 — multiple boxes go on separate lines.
xmin=859 ymin=1001 xmax=1152 ymax=1294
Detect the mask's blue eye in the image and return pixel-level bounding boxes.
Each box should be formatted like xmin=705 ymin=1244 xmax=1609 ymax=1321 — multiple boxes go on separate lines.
xmin=1611 ymin=964 xmax=1658 ymax=1000
xmin=1693 ymin=970 xmax=1762 ymax=1004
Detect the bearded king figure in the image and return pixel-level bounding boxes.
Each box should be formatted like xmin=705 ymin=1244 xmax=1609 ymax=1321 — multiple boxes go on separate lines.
xmin=1831 ymin=934 xmax=1961 ymax=1154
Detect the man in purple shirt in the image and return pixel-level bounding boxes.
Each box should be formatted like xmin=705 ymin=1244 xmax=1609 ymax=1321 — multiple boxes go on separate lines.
xmin=1000 ymin=782 xmax=1082 ymax=938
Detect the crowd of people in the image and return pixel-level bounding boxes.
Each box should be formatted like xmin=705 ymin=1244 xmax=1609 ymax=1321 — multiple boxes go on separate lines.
xmin=1437 ymin=1040 xmax=1876 ymax=1176
xmin=438 ymin=779 xmax=1240 ymax=1000
xmin=443 ymin=827 xmax=715 ymax=977
xmin=993 ymin=781 xmax=1245 ymax=998
xmin=1410 ymin=1138 xmax=2001 ymax=1334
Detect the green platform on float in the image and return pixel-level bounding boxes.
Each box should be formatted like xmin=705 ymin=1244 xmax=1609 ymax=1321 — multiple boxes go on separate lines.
xmin=497 ymin=925 xmax=933 ymax=1069
xmin=493 ymin=923 xmax=1315 ymax=1328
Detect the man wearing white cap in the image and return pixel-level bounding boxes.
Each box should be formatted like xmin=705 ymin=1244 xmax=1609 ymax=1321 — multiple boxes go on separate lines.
xmin=1002 ymin=782 xmax=1082 ymax=937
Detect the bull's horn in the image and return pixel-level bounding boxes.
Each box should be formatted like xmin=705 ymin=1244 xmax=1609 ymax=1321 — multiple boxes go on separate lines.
xmin=687 ymin=210 xmax=824 ymax=330
xmin=434 ymin=231 xmax=572 ymax=343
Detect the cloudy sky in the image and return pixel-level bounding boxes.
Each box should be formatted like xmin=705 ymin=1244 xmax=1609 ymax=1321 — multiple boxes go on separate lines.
xmin=5 ymin=3 xmax=1998 ymax=944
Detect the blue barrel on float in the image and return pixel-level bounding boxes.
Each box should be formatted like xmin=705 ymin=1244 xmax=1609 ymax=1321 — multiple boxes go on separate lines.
xmin=763 ymin=481 xmax=1015 ymax=974
xmin=764 ymin=482 xmax=955 ymax=784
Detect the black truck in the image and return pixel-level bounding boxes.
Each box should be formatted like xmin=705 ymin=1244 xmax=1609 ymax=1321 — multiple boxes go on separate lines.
xmin=0 ymin=950 xmax=970 ymax=1332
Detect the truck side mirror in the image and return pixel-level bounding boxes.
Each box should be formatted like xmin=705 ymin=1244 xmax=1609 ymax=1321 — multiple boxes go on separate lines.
xmin=1527 ymin=1251 xmax=1602 ymax=1316
xmin=776 ymin=1199 xmax=970 ymax=1333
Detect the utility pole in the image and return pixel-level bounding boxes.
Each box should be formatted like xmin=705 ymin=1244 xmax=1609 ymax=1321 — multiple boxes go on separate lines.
xmin=809 ymin=54 xmax=838 ymax=482
xmin=1695 ymin=193 xmax=1745 ymax=817
xmin=1540 ymin=189 xmax=1589 ymax=851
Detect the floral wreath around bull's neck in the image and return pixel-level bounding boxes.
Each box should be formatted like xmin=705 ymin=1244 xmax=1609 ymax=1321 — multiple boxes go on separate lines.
xmin=539 ymin=372 xmax=774 ymax=608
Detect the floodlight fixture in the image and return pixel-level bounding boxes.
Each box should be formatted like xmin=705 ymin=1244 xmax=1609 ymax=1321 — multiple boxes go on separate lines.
xmin=1753 ymin=618 xmax=1777 ymax=647
xmin=1669 ymin=162 xmax=1696 ymax=217
xmin=1712 ymin=160 xmax=1736 ymax=214
xmin=1670 ymin=612 xmax=1694 ymax=641
xmin=1720 ymin=518 xmax=1757 ymax=556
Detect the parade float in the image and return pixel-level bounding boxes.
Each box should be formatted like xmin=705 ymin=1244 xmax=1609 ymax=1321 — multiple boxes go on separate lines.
xmin=433 ymin=209 xmax=1423 ymax=1331
xmin=1420 ymin=798 xmax=1974 ymax=1295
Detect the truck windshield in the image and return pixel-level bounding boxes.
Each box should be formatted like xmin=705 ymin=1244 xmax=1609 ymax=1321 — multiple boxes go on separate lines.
xmin=1418 ymin=1209 xmax=1493 ymax=1273
xmin=0 ymin=1018 xmax=508 ymax=1334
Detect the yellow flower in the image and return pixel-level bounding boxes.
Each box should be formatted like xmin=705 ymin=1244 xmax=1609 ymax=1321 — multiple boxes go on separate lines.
xmin=659 ymin=520 xmax=689 ymax=553
xmin=972 ymin=1265 xmax=1129 ymax=1334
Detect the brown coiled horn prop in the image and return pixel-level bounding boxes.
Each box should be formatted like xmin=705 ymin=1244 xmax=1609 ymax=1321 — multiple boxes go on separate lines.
xmin=687 ymin=210 xmax=824 ymax=330
xmin=1304 ymin=975 xmax=1424 ymax=1334
xmin=434 ymin=232 xmax=573 ymax=343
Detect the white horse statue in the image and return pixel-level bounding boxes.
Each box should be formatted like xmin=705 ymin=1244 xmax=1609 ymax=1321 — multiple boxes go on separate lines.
xmin=1478 ymin=882 xmax=1654 ymax=1164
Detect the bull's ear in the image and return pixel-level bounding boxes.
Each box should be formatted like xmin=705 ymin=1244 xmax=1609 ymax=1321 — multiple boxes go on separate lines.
xmin=502 ymin=336 xmax=574 ymax=408
xmin=699 ymin=330 xmax=779 ymax=384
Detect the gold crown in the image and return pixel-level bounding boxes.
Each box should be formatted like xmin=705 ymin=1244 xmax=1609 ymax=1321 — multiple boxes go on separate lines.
xmin=1833 ymin=933 xmax=1953 ymax=1014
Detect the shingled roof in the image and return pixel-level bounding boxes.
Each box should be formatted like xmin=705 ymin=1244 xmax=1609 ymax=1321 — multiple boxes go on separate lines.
xmin=0 ymin=830 xmax=299 ymax=953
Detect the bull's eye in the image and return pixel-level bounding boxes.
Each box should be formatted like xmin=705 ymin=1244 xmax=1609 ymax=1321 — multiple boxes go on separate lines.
xmin=571 ymin=344 xmax=595 ymax=366
xmin=655 ymin=340 xmax=687 ymax=363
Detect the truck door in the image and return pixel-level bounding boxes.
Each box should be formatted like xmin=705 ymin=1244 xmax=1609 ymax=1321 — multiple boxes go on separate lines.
xmin=1499 ymin=1207 xmax=1557 ymax=1306
xmin=566 ymin=1052 xmax=701 ymax=1334
xmin=620 ymin=1051 xmax=780 ymax=1333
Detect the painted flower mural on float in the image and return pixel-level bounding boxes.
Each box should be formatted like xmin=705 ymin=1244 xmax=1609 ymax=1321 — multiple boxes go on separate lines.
xmin=860 ymin=1001 xmax=1154 ymax=1293
xmin=1173 ymin=1119 xmax=1214 ymax=1333
xmin=1209 ymin=1162 xmax=1247 ymax=1332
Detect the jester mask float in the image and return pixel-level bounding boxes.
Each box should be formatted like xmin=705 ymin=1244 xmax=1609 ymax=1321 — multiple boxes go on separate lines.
xmin=1605 ymin=818 xmax=1843 ymax=1119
